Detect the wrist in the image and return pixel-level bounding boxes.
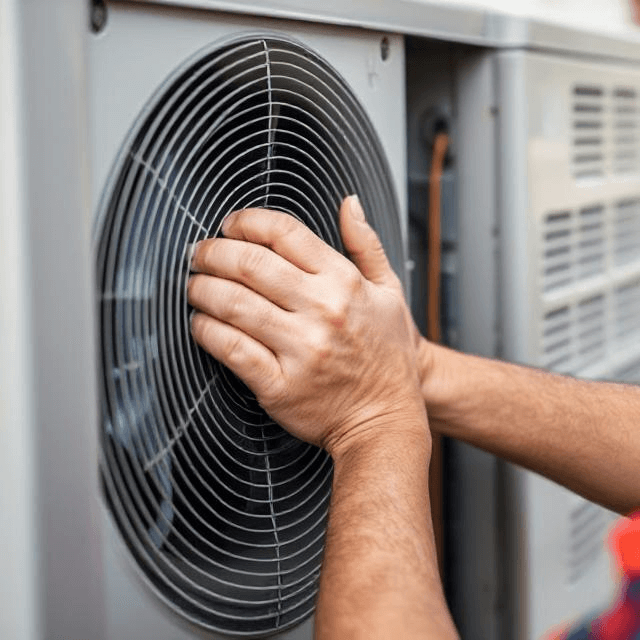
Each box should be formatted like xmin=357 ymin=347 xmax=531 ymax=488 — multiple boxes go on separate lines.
xmin=417 ymin=339 xmax=453 ymax=409
xmin=326 ymin=406 xmax=431 ymax=466
xmin=417 ymin=339 xmax=475 ymax=429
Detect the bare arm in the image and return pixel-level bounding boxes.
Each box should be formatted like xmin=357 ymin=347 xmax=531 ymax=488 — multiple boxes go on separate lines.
xmin=188 ymin=197 xmax=458 ymax=639
xmin=317 ymin=422 xmax=455 ymax=640
xmin=419 ymin=341 xmax=640 ymax=514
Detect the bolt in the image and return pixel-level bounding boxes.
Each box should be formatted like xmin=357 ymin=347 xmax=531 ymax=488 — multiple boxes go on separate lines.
xmin=380 ymin=37 xmax=390 ymax=62
xmin=90 ymin=0 xmax=108 ymax=34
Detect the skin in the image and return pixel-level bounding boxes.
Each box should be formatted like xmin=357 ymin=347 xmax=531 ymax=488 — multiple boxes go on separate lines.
xmin=188 ymin=196 xmax=458 ymax=639
xmin=188 ymin=194 xmax=640 ymax=638
xmin=418 ymin=341 xmax=640 ymax=516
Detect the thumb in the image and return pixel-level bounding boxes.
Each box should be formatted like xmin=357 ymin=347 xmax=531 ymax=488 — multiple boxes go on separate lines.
xmin=339 ymin=195 xmax=395 ymax=285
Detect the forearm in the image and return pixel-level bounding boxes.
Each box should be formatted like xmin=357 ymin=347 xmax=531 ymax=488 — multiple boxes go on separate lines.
xmin=315 ymin=416 xmax=458 ymax=640
xmin=420 ymin=341 xmax=640 ymax=514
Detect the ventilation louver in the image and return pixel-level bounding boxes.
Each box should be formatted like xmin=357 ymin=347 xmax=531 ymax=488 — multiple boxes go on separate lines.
xmin=95 ymin=35 xmax=404 ymax=637
xmin=614 ymin=198 xmax=640 ymax=267
xmin=613 ymin=87 xmax=639 ymax=175
xmin=567 ymin=500 xmax=607 ymax=585
xmin=572 ymin=85 xmax=605 ymax=179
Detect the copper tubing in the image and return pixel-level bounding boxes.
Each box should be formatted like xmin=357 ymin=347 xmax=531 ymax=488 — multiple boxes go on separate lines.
xmin=427 ymin=131 xmax=449 ymax=579
xmin=427 ymin=131 xmax=449 ymax=344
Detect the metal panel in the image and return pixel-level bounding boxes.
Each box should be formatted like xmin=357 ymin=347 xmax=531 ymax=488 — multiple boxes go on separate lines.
xmin=0 ymin=2 xmax=39 ymax=640
xmin=495 ymin=50 xmax=626 ymax=640
xmin=118 ymin=0 xmax=640 ymax=63
xmin=2 ymin=1 xmax=107 ymax=639
xmin=448 ymin=50 xmax=502 ymax=640
xmin=89 ymin=5 xmax=406 ymax=638
xmin=116 ymin=0 xmax=503 ymax=47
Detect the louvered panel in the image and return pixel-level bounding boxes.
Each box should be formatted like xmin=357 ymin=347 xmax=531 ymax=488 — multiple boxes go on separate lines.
xmin=614 ymin=278 xmax=640 ymax=345
xmin=577 ymin=205 xmax=606 ymax=279
xmin=541 ymin=306 xmax=573 ymax=372
xmin=614 ymin=358 xmax=640 ymax=382
xmin=576 ymin=294 xmax=606 ymax=368
xmin=542 ymin=211 xmax=573 ymax=292
xmin=612 ymin=87 xmax=639 ymax=175
xmin=567 ymin=500 xmax=607 ymax=585
xmin=572 ymin=85 xmax=605 ymax=179
xmin=614 ymin=198 xmax=640 ymax=267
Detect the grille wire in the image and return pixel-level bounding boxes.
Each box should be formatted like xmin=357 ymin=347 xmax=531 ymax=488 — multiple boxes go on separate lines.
xmin=96 ymin=35 xmax=404 ymax=636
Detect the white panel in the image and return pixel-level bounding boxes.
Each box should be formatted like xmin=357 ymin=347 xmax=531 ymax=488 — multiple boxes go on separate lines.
xmin=527 ymin=474 xmax=617 ymax=635
xmin=495 ymin=50 xmax=640 ymax=640
xmin=0 ymin=3 xmax=39 ymax=640
xmin=508 ymin=52 xmax=640 ymax=378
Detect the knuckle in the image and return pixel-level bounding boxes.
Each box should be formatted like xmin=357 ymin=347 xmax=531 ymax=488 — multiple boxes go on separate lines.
xmin=237 ymin=246 xmax=264 ymax=280
xmin=306 ymin=328 xmax=332 ymax=364
xmin=277 ymin=213 xmax=300 ymax=235
xmin=272 ymin=214 xmax=302 ymax=245
xmin=323 ymin=289 xmax=351 ymax=326
xmin=223 ymin=332 xmax=245 ymax=366
xmin=224 ymin=286 xmax=245 ymax=320
xmin=345 ymin=266 xmax=363 ymax=293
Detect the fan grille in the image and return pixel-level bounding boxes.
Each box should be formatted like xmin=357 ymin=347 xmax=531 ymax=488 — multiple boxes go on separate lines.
xmin=96 ymin=35 xmax=404 ymax=636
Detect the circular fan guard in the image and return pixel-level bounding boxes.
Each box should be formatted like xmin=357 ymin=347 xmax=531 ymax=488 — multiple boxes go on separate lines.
xmin=96 ymin=35 xmax=404 ymax=636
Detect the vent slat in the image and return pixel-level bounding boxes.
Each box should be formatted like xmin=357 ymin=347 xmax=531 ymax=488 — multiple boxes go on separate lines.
xmin=542 ymin=306 xmax=573 ymax=372
xmin=614 ymin=199 xmax=640 ymax=267
xmin=540 ymin=292 xmax=611 ymax=374
xmin=542 ymin=211 xmax=573 ymax=292
xmin=613 ymin=86 xmax=639 ymax=174
xmin=614 ymin=279 xmax=640 ymax=345
xmin=567 ymin=500 xmax=606 ymax=585
xmin=577 ymin=295 xmax=606 ymax=367
xmin=572 ymin=86 xmax=605 ymax=179
xmin=614 ymin=359 xmax=640 ymax=382
xmin=578 ymin=241 xmax=605 ymax=277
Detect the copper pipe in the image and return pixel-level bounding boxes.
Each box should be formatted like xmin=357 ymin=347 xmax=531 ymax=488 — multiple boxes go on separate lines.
xmin=427 ymin=131 xmax=449 ymax=579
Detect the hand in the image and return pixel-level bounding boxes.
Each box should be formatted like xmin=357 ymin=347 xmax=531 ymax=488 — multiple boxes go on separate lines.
xmin=188 ymin=196 xmax=429 ymax=458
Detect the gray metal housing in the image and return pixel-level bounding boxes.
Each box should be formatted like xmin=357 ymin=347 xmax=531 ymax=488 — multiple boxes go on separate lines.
xmin=5 ymin=1 xmax=640 ymax=639
xmin=1 ymin=2 xmax=406 ymax=639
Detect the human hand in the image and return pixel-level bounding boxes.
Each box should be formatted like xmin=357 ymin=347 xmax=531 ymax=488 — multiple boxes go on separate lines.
xmin=188 ymin=196 xmax=429 ymax=458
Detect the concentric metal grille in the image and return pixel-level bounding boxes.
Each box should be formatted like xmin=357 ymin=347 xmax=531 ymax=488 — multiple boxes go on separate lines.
xmin=95 ymin=35 xmax=403 ymax=636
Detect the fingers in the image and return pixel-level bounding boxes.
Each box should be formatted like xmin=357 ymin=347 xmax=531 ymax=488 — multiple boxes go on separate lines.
xmin=191 ymin=237 xmax=309 ymax=311
xmin=188 ymin=274 xmax=294 ymax=354
xmin=339 ymin=195 xmax=396 ymax=286
xmin=221 ymin=208 xmax=339 ymax=273
xmin=190 ymin=311 xmax=282 ymax=396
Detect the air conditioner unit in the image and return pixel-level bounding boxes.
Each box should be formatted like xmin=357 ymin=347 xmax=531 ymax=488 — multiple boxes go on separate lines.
xmin=447 ymin=48 xmax=640 ymax=640
xmin=1 ymin=2 xmax=406 ymax=639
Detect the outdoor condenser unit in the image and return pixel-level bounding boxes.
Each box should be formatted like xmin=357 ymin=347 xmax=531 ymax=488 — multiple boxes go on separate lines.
xmin=450 ymin=48 xmax=640 ymax=640
xmin=1 ymin=1 xmax=406 ymax=639
xmin=5 ymin=2 xmax=640 ymax=640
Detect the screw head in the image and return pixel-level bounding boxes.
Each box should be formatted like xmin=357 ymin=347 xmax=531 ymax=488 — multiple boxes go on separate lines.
xmin=380 ymin=37 xmax=390 ymax=62
xmin=91 ymin=0 xmax=108 ymax=34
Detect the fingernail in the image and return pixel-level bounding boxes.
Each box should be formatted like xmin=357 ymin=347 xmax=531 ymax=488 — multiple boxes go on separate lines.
xmin=188 ymin=241 xmax=203 ymax=270
xmin=187 ymin=243 xmax=197 ymax=268
xmin=349 ymin=195 xmax=365 ymax=222
xmin=221 ymin=212 xmax=237 ymax=236
xmin=189 ymin=309 xmax=196 ymax=328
